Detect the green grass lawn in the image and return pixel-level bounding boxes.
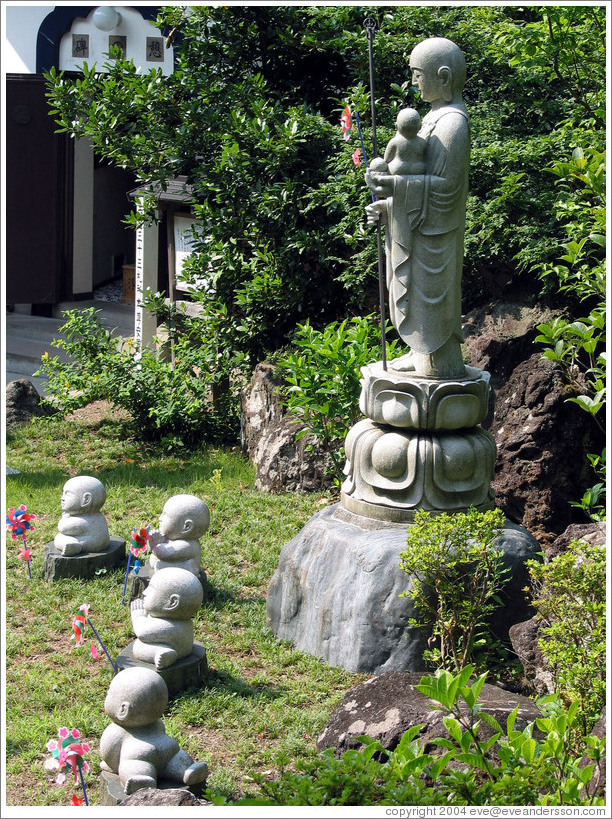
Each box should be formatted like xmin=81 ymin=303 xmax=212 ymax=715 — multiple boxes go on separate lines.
xmin=4 ymin=404 xmax=364 ymax=807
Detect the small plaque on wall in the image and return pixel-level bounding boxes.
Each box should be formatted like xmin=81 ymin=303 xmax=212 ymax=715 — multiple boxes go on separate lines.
xmin=108 ymin=35 xmax=127 ymax=58
xmin=146 ymin=37 xmax=165 ymax=62
xmin=72 ymin=34 xmax=89 ymax=58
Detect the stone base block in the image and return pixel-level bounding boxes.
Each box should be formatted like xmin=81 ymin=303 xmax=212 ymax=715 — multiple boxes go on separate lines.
xmin=115 ymin=641 xmax=208 ymax=699
xmin=43 ymin=537 xmax=126 ymax=581
xmin=267 ymin=503 xmax=540 ymax=675
xmin=126 ymin=562 xmax=209 ymax=606
xmin=99 ymin=771 xmax=206 ymax=806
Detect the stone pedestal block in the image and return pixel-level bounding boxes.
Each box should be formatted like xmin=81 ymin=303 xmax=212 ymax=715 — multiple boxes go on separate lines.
xmin=126 ymin=562 xmax=209 ymax=606
xmin=342 ymin=419 xmax=496 ymax=522
xmin=359 ymin=363 xmax=490 ymax=430
xmin=43 ymin=536 xmax=126 ymax=581
xmin=99 ymin=771 xmax=206 ymax=806
xmin=115 ymin=641 xmax=208 ymax=699
xmin=267 ymin=503 xmax=540 ymax=675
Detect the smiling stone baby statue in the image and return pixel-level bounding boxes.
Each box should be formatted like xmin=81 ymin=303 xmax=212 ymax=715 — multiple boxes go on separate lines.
xmin=54 ymin=475 xmax=110 ymax=556
xmin=100 ymin=666 xmax=208 ymax=795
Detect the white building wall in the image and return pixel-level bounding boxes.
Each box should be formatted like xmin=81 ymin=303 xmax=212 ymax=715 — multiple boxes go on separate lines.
xmin=58 ymin=6 xmax=174 ymax=76
xmin=2 ymin=5 xmax=52 ymax=74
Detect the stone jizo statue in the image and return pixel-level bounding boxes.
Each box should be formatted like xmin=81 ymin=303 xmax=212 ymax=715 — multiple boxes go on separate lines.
xmin=130 ymin=567 xmax=204 ymax=669
xmin=365 ymin=36 xmax=470 ymax=379
xmin=100 ymin=666 xmax=208 ymax=794
xmin=54 ymin=475 xmax=110 ymax=556
xmin=148 ymin=494 xmax=210 ymax=576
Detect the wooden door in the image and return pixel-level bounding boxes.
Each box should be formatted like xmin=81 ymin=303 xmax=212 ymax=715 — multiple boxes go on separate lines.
xmin=5 ymin=74 xmax=73 ymax=306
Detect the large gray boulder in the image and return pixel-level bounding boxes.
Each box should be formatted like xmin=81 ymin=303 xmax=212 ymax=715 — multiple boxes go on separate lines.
xmin=267 ymin=503 xmax=541 ymax=675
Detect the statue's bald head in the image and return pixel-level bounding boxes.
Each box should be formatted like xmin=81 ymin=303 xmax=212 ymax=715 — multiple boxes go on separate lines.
xmin=409 ymin=37 xmax=466 ymax=97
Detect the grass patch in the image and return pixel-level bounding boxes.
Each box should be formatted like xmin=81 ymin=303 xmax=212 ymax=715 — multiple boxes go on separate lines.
xmin=4 ymin=405 xmax=363 ymax=807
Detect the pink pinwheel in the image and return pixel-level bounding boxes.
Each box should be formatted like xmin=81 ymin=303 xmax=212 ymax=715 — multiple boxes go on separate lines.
xmin=18 ymin=546 xmax=32 ymax=562
xmin=6 ymin=505 xmax=35 ymax=541
xmin=45 ymin=728 xmax=90 ymax=804
xmin=352 ymin=147 xmax=361 ymax=167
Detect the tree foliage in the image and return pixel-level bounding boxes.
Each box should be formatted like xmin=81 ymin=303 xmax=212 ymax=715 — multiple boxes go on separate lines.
xmin=44 ymin=4 xmax=606 ymax=369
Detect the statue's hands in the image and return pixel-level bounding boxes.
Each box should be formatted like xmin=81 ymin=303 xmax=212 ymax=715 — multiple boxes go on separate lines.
xmin=365 ymin=169 xmax=393 ymax=198
xmin=365 ymin=200 xmax=388 ymax=226
xmin=130 ymin=598 xmax=145 ymax=616
xmin=148 ymin=530 xmax=164 ymax=555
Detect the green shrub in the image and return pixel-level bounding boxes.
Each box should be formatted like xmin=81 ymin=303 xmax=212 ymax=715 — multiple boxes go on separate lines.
xmin=399 ymin=508 xmax=509 ymax=672
xmin=527 ymin=539 xmax=606 ymax=734
xmin=274 ymin=314 xmax=400 ymax=485
xmin=533 ymin=147 xmax=606 ymax=521
xmin=221 ymin=666 xmax=604 ymax=806
xmin=35 ymin=307 xmax=239 ymax=448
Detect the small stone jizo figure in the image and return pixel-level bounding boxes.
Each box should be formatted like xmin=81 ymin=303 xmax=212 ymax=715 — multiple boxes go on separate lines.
xmin=131 ymin=567 xmax=203 ymax=669
xmin=100 ymin=666 xmax=208 ymax=795
xmin=54 ymin=475 xmax=110 ymax=556
xmin=148 ymin=494 xmax=210 ymax=575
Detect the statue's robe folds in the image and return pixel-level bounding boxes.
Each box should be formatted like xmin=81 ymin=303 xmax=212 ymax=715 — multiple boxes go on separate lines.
xmin=384 ymin=103 xmax=470 ymax=357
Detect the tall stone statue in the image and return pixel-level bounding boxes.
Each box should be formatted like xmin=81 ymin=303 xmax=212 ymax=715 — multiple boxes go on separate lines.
xmin=365 ymin=36 xmax=469 ymax=379
xmin=266 ymin=35 xmax=540 ymax=677
xmin=341 ymin=36 xmax=496 ymax=520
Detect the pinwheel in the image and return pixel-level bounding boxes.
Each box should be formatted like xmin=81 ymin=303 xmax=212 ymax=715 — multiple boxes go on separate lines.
xmin=44 ymin=727 xmax=90 ymax=806
xmin=122 ymin=524 xmax=149 ymax=604
xmin=7 ymin=504 xmax=35 ymax=578
xmin=71 ymin=604 xmax=116 ymax=671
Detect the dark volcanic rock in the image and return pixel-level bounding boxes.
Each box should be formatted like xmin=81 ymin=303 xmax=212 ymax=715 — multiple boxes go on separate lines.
xmin=119 ymin=788 xmax=210 ymax=806
xmin=318 ymin=671 xmax=542 ymax=756
xmin=488 ymin=354 xmax=603 ymax=545
xmin=462 ymin=301 xmax=555 ymax=391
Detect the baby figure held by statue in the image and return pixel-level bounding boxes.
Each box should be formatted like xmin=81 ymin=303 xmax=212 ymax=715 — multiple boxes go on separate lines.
xmin=383 ymin=107 xmax=426 ymax=176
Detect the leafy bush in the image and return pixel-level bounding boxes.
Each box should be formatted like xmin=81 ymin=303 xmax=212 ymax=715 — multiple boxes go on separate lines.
xmin=399 ymin=508 xmax=509 ymax=672
xmin=222 ymin=666 xmax=604 ymax=806
xmin=274 ymin=315 xmax=400 ymax=484
xmin=35 ymin=307 xmax=239 ymax=448
xmin=527 ymin=539 xmax=606 ymax=734
xmin=533 ymin=147 xmax=606 ymax=520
